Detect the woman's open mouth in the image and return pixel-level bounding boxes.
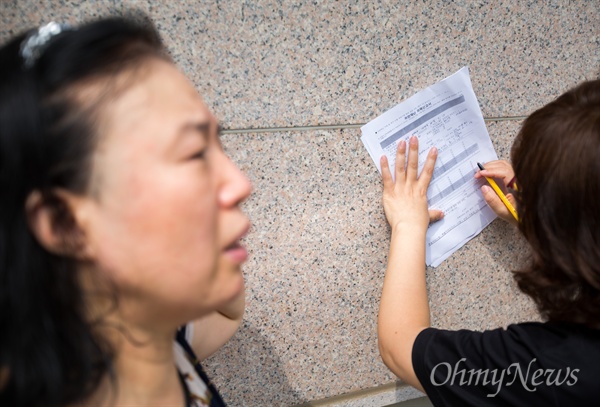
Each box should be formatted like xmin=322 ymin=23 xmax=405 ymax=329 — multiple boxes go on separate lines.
xmin=224 ymin=240 xmax=248 ymax=263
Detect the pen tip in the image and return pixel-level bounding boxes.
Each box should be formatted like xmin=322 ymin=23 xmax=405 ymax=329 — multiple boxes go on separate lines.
xmin=477 ymin=162 xmax=484 ymax=170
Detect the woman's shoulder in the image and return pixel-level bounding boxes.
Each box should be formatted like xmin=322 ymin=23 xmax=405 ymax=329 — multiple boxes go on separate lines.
xmin=499 ymin=321 xmax=600 ymax=356
xmin=415 ymin=321 xmax=600 ymax=363
xmin=503 ymin=321 xmax=600 ymax=342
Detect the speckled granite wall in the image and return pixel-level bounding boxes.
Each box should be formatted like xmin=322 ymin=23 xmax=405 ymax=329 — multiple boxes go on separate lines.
xmin=1 ymin=1 xmax=598 ymax=406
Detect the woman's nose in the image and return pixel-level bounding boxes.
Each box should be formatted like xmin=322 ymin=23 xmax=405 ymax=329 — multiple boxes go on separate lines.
xmin=218 ymin=153 xmax=252 ymax=208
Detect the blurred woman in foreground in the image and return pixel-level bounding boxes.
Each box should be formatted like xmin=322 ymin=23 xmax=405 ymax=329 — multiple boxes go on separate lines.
xmin=0 ymin=16 xmax=251 ymax=406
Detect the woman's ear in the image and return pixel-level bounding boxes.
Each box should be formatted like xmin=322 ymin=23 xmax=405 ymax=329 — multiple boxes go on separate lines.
xmin=25 ymin=189 xmax=94 ymax=260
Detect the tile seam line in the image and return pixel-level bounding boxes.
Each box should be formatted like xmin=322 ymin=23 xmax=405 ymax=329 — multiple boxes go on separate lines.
xmin=293 ymin=382 xmax=419 ymax=407
xmin=221 ymin=116 xmax=527 ymax=135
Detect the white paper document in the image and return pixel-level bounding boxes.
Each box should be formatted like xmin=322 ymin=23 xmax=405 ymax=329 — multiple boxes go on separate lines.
xmin=361 ymin=67 xmax=498 ymax=267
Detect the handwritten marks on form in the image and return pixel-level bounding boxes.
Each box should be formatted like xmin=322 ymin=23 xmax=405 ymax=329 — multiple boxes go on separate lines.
xmin=361 ymin=67 xmax=498 ymax=267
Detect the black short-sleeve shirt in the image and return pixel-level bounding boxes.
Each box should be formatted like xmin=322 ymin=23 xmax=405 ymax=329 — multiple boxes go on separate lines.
xmin=412 ymin=322 xmax=600 ymax=406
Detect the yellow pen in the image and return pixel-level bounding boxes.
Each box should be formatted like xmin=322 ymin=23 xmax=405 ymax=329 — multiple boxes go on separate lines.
xmin=477 ymin=162 xmax=519 ymax=222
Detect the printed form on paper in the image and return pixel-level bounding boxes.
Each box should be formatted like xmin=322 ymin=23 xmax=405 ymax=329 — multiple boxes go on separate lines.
xmin=361 ymin=67 xmax=498 ymax=267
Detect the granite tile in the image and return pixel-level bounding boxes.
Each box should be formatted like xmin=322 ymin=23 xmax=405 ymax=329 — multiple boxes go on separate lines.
xmin=0 ymin=0 xmax=120 ymax=39
xmin=135 ymin=0 xmax=599 ymax=129
xmin=203 ymin=120 xmax=539 ymax=406
xmin=2 ymin=1 xmax=596 ymax=129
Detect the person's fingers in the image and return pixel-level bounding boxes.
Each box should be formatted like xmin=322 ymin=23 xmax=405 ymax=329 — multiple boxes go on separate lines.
xmin=476 ymin=160 xmax=515 ymax=185
xmin=381 ymin=155 xmax=393 ymax=189
xmin=419 ymin=147 xmax=438 ymax=189
xmin=428 ymin=209 xmax=444 ymax=223
xmin=406 ymin=136 xmax=419 ymax=181
xmin=395 ymin=141 xmax=407 ymax=172
xmin=506 ymin=192 xmax=517 ymax=208
xmin=481 ymin=185 xmax=510 ymax=217
xmin=481 ymin=160 xmax=511 ymax=169
xmin=479 ymin=168 xmax=512 ymax=180
xmin=395 ymin=140 xmax=407 ymax=181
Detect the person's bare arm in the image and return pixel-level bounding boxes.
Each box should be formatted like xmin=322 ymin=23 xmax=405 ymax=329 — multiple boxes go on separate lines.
xmin=377 ymin=136 xmax=442 ymax=391
xmin=189 ymin=286 xmax=245 ymax=361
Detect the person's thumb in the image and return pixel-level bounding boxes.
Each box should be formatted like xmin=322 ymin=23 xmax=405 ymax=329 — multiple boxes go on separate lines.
xmin=428 ymin=209 xmax=444 ymax=223
xmin=481 ymin=185 xmax=510 ymax=218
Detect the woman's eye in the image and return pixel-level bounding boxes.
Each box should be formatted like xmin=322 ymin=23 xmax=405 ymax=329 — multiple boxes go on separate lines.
xmin=190 ymin=149 xmax=207 ymax=160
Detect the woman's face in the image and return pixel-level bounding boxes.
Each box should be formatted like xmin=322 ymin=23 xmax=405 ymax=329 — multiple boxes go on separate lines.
xmin=82 ymin=59 xmax=251 ymax=327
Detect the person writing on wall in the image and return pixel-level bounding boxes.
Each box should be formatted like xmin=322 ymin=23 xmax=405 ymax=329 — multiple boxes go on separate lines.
xmin=377 ymin=80 xmax=600 ymax=406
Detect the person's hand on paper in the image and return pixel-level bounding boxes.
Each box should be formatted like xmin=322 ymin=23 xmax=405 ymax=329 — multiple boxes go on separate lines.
xmin=474 ymin=159 xmax=518 ymax=226
xmin=380 ymin=136 xmax=444 ymax=232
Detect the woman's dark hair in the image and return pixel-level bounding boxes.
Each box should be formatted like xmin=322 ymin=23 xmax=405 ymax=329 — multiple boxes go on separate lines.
xmin=511 ymin=79 xmax=600 ymax=328
xmin=0 ymin=15 xmax=167 ymax=406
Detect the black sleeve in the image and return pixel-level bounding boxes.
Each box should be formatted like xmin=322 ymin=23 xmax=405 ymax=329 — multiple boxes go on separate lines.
xmin=411 ymin=324 xmax=577 ymax=407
